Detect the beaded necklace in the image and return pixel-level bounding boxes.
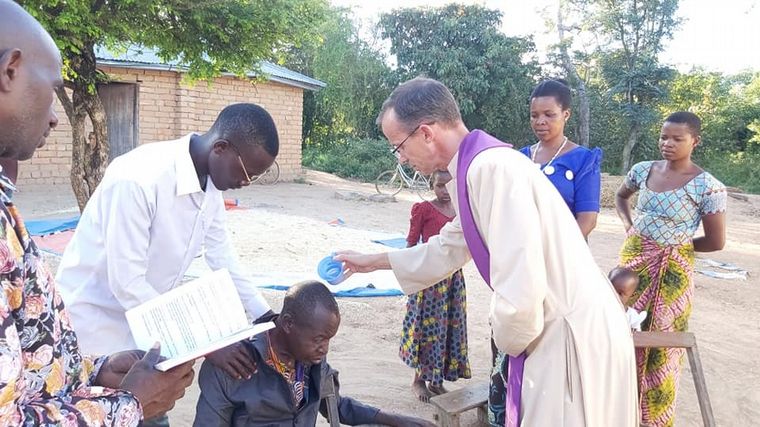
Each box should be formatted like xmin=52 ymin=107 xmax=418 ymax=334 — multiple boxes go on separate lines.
xmin=530 ymin=136 xmax=568 ymax=176
xmin=267 ymin=331 xmax=306 ymax=406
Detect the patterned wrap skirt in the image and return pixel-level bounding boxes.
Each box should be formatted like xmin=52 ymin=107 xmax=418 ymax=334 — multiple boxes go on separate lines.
xmin=621 ymin=232 xmax=695 ymax=427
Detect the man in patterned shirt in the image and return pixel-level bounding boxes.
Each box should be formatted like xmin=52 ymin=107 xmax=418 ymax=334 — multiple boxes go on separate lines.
xmin=0 ymin=1 xmax=195 ymax=425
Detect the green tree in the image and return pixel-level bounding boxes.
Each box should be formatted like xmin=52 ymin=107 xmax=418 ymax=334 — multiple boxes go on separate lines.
xmin=602 ymin=51 xmax=675 ymax=171
xmin=378 ymin=4 xmax=540 ymax=145
xmin=585 ymin=77 xmax=630 ymax=171
xmin=660 ymin=70 xmax=734 ymax=149
xmin=570 ymin=0 xmax=680 ymax=173
xmin=739 ymin=73 xmax=760 ymax=147
xmin=651 ymin=70 xmax=760 ymax=192
xmin=551 ymin=0 xmax=594 ymax=147
xmin=19 ymin=0 xmax=326 ymax=210
xmin=285 ymin=7 xmax=395 ymax=148
xmin=662 ymin=70 xmax=760 ymax=151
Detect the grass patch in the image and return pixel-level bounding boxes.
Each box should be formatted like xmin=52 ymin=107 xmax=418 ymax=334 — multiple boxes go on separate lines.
xmin=303 ymin=138 xmax=398 ymax=182
xmin=698 ymin=149 xmax=760 ymax=194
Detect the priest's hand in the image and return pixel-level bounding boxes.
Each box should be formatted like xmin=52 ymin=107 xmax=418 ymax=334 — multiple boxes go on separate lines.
xmin=206 ymin=341 xmax=257 ymax=380
xmin=333 ymin=251 xmax=391 ymax=279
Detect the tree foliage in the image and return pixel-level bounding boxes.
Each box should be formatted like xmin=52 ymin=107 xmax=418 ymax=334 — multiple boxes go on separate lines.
xmin=19 ymin=0 xmax=326 ymax=209
xmin=550 ymin=0 xmax=594 ymax=147
xmin=284 ymin=7 xmax=396 ymax=147
xmin=296 ymin=3 xmax=760 ymax=192
xmin=566 ymin=0 xmax=679 ymax=172
xmin=378 ymin=4 xmax=540 ymax=146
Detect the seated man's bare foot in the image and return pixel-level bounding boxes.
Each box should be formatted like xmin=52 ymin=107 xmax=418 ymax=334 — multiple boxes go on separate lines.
xmin=412 ymin=379 xmax=433 ymax=403
xmin=428 ymin=383 xmax=448 ymax=395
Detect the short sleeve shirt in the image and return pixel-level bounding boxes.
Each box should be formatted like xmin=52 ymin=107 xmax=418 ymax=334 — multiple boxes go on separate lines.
xmin=624 ymin=161 xmax=727 ymax=245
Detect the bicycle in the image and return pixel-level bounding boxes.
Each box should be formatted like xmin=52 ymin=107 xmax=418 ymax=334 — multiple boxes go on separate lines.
xmin=375 ymin=163 xmax=433 ymax=200
xmin=252 ymin=160 xmax=280 ymax=185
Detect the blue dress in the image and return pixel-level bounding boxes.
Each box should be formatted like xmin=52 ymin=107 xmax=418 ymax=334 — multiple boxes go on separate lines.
xmin=518 ymin=145 xmax=603 ymax=214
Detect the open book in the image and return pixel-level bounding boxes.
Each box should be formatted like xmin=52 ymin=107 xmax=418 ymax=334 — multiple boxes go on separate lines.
xmin=125 ymin=268 xmax=274 ymax=371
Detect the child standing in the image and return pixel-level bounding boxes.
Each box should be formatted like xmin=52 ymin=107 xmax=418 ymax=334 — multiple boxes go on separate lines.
xmin=399 ymin=170 xmax=471 ymax=402
xmin=615 ymin=111 xmax=727 ymax=427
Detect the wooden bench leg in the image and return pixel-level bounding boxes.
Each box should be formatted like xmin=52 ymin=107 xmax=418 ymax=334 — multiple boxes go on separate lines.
xmin=686 ymin=344 xmax=716 ymax=427
xmin=435 ymin=408 xmax=461 ymax=427
xmin=633 ymin=333 xmax=716 ymax=427
xmin=476 ymin=405 xmax=489 ymax=426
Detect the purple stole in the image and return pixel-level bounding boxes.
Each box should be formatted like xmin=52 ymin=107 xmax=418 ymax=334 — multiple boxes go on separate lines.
xmin=456 ymin=130 xmax=525 ymax=427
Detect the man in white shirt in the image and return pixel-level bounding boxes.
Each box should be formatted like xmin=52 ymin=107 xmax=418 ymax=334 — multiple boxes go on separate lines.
xmin=58 ymin=103 xmax=277 ymax=383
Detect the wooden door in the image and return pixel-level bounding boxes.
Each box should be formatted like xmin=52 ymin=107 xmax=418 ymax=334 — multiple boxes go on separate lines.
xmin=98 ymin=83 xmax=139 ymax=161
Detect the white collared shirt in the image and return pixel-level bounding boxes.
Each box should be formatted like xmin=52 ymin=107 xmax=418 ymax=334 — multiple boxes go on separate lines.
xmin=56 ymin=134 xmax=271 ymax=354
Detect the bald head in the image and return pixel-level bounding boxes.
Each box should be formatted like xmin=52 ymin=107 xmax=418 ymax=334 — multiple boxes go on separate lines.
xmin=0 ymin=1 xmax=59 ymax=56
xmin=0 ymin=0 xmax=62 ymax=161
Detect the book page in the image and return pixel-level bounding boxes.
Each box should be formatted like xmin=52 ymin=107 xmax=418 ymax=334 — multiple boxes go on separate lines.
xmin=154 ymin=322 xmax=274 ymax=371
xmin=125 ymin=268 xmax=257 ymax=366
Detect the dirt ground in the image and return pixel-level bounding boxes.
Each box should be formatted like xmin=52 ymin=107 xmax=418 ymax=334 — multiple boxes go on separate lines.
xmin=17 ymin=169 xmax=759 ymax=426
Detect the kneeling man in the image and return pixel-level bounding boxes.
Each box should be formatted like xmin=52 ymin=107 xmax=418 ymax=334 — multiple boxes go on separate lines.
xmin=194 ymin=281 xmax=435 ymax=427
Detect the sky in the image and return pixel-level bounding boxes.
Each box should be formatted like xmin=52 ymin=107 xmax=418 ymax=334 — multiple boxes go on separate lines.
xmin=331 ymin=0 xmax=760 ymax=74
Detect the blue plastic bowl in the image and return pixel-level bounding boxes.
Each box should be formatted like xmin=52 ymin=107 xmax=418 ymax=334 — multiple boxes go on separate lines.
xmin=318 ymin=255 xmax=345 ymax=285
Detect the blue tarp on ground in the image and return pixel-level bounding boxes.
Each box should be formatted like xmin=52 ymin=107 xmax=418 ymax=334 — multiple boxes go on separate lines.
xmin=257 ymin=284 xmax=403 ymax=297
xmin=370 ymin=237 xmax=407 ymax=249
xmin=26 ymin=216 xmax=79 ymax=236
xmin=26 ymin=216 xmax=407 ymax=298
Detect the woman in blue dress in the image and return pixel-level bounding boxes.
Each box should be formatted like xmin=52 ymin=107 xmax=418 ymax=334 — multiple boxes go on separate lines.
xmin=488 ymin=79 xmax=603 ymax=425
xmin=520 ymin=79 xmax=602 ymax=238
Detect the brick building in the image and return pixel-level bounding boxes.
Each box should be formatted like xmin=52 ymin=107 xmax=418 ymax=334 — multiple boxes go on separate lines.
xmin=18 ymin=48 xmax=325 ymax=186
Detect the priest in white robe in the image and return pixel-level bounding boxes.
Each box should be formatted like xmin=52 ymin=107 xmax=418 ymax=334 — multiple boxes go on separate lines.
xmin=336 ymin=77 xmax=638 ymax=426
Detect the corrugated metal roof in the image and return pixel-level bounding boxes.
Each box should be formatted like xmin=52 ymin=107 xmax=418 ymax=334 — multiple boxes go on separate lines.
xmin=95 ymin=46 xmax=325 ymax=91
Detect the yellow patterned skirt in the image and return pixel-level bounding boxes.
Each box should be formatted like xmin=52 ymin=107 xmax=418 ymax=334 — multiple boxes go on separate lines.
xmin=620 ymin=233 xmax=695 ymax=427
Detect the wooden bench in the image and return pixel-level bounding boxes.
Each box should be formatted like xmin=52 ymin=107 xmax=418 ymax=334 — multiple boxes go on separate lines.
xmin=429 ymin=381 xmax=489 ymax=427
xmin=324 ymin=332 xmax=713 ymax=427
xmin=633 ymin=331 xmax=715 ymax=427
xmin=425 ymin=332 xmax=715 ymax=427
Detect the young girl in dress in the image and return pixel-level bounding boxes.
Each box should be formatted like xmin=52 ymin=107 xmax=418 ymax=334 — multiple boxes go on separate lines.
xmin=399 ymin=170 xmax=471 ymax=402
xmin=616 ymin=111 xmax=726 ymax=427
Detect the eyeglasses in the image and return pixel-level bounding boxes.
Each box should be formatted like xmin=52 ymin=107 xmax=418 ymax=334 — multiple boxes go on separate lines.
xmin=237 ymin=156 xmax=252 ymax=184
xmin=227 ymin=142 xmax=253 ymax=184
xmin=391 ymin=124 xmax=422 ymax=155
